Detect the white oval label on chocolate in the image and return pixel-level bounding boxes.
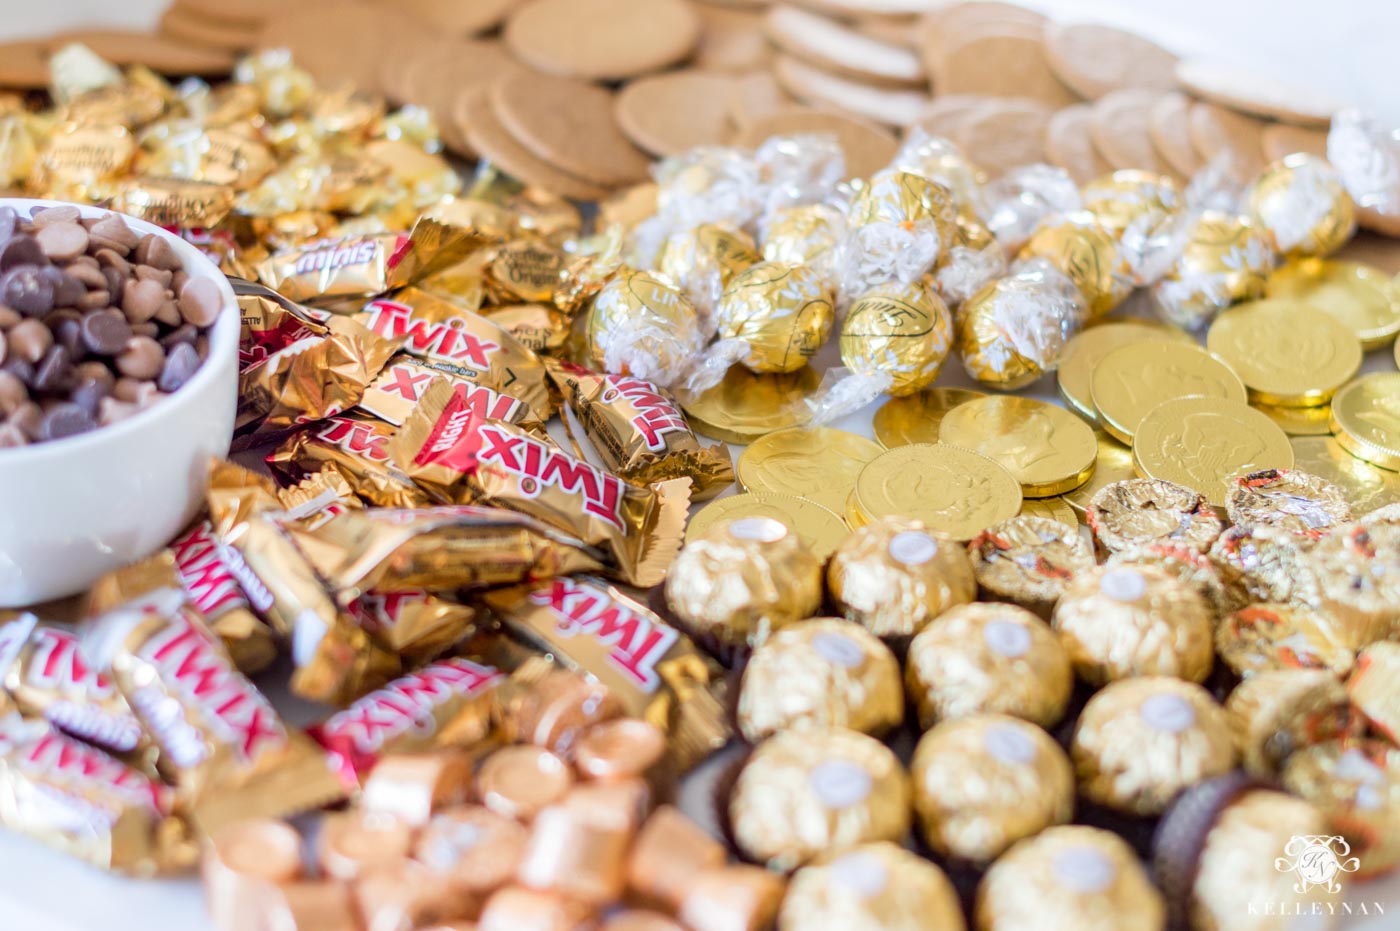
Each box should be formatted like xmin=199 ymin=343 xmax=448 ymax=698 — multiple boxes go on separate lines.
xmin=728 ymin=516 xmax=788 ymax=543
xmin=812 ymin=631 xmax=865 ymax=668
xmin=809 ymin=760 xmax=872 ymax=809
xmin=1053 ymin=846 xmax=1116 ymax=894
xmin=983 ymin=723 xmax=1037 ymax=766
xmin=888 ymin=530 xmax=938 ymax=565
xmin=983 ymin=618 xmax=1031 ymax=658
xmin=1139 ymin=693 xmax=1196 ymax=733
xmin=828 ymin=851 xmax=888 ymax=897
xmin=1099 ymin=568 xmax=1147 ymax=602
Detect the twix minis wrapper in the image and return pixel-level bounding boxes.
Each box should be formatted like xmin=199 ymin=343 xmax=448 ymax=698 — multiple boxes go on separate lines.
xmin=234 ymin=277 xmax=327 ymax=375
xmin=549 ymin=361 xmax=734 ymax=501
xmin=268 ymin=413 xmax=431 ymax=509
xmin=308 ymin=656 xmax=504 ymax=790
xmin=482 ymin=577 xmax=729 ymax=771
xmin=356 ymin=286 xmax=556 ymax=419
xmin=391 ymin=379 xmax=691 ymax=588
xmin=358 ymin=353 xmax=544 ymax=432
xmin=344 ymin=590 xmax=477 ymax=665
xmin=81 ymin=590 xmax=345 ymax=836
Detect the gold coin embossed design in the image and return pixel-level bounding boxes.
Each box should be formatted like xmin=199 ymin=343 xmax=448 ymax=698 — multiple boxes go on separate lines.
xmin=1056 ymin=321 xmax=1192 ymax=422
xmin=1254 ymin=402 xmax=1334 ymax=436
xmin=1091 ymin=341 xmax=1247 ymax=444
xmin=1133 ymin=397 xmax=1294 ymax=506
xmin=738 ymin=427 xmax=883 ymax=514
xmin=1267 ymin=259 xmax=1400 ymax=350
xmin=1206 ymin=300 xmax=1362 ymax=407
xmin=939 ymin=396 xmax=1097 ymax=497
xmin=854 ymin=443 xmax=1022 ymax=540
xmin=679 ymin=364 xmax=821 ymax=444
xmin=1019 ymin=496 xmax=1079 ymax=527
xmin=1289 ymin=436 xmax=1400 ymax=516
xmin=1064 ymin=429 xmax=1136 ymax=516
xmin=1330 ymin=373 xmax=1400 ymax=471
xmin=685 ymin=492 xmax=849 ymax=559
xmin=872 ymin=387 xmax=986 ymax=448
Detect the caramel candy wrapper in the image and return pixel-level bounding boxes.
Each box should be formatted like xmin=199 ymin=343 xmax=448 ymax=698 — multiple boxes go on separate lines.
xmin=111 ymin=176 xmax=235 ymax=228
xmin=1215 ymin=603 xmax=1355 ymax=678
xmin=234 ymin=278 xmax=328 ymax=375
xmin=276 ymin=470 xmax=364 ymax=528
xmin=1227 ymin=668 xmax=1362 ymax=777
xmin=482 ymin=239 xmax=569 ymax=305
xmin=550 ymin=362 xmax=734 ymax=501
xmin=268 ymin=413 xmax=431 ymax=509
xmin=479 ymin=303 xmax=572 ymax=355
xmin=359 ymin=353 xmax=545 ymax=431
xmin=308 ymin=657 xmax=504 ymax=790
xmin=357 ymin=286 xmax=556 ymax=419
xmin=82 ymin=589 xmax=345 ymax=836
xmin=392 ymin=379 xmax=690 ymax=588
xmin=480 ymin=576 xmax=729 ymax=771
xmin=969 ymin=515 xmax=1094 ymax=617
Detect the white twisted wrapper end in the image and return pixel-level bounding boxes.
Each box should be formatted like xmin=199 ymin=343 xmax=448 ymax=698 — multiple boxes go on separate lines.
xmin=1184 ymin=152 xmax=1246 ymax=212
xmin=995 ymin=258 xmax=1088 ymax=373
xmin=1327 ymin=108 xmax=1400 ymax=225
xmin=832 ymin=221 xmax=942 ymax=310
xmin=1120 ymin=208 xmax=1197 ymax=288
xmin=756 ymin=133 xmax=847 ymax=221
xmin=680 ymin=337 xmax=752 ymax=395
xmin=803 ymin=367 xmax=894 ymax=426
xmin=600 ymin=322 xmax=705 ymax=390
xmin=935 ymin=244 xmax=1008 ymax=307
xmin=976 ymin=164 xmax=1082 ymax=253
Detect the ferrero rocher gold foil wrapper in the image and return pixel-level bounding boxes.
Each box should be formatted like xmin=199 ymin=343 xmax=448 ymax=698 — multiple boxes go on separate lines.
xmin=1350 ymin=642 xmax=1400 ymax=744
xmin=1080 ymin=170 xmax=1183 ymax=238
xmin=1245 ymin=154 xmax=1356 ymax=259
xmin=840 ymin=281 xmax=953 ymax=397
xmin=1087 ymin=478 xmax=1225 ymax=555
xmin=910 ymin=713 xmax=1073 ymax=864
xmin=1017 ymin=211 xmax=1133 ymax=318
xmin=968 ymin=515 xmax=1095 ymax=617
xmin=762 ymin=203 xmax=845 ymax=268
xmin=1281 ymin=738 xmax=1400 ymax=879
xmin=1208 ymin=524 xmax=1316 ymax=604
xmin=1292 ymin=521 xmax=1400 ymax=650
xmin=1107 ymin=541 xmax=1250 ymax=622
xmin=976 ymin=826 xmax=1165 ymax=931
xmin=778 ymin=842 xmax=964 ymax=931
xmin=827 ymin=518 xmax=976 ymax=641
xmin=1150 ymin=210 xmax=1272 ymax=330
xmin=713 ymin=262 xmax=836 ymax=374
xmin=663 ymin=516 xmax=823 ymax=656
xmin=1226 ymin=668 xmax=1361 ymax=777
xmin=586 ymin=267 xmax=705 ymax=385
xmin=1051 ymin=565 xmax=1214 ymax=685
xmin=737 ymin=619 xmax=903 ymax=743
xmin=905 ymin=603 xmax=1071 ymax=730
xmin=658 ymin=222 xmax=759 ymax=313
xmin=1215 ymin=603 xmax=1355 ymax=678
xmin=956 ymin=260 xmax=1088 ymax=390
xmin=730 ymin=728 xmax=911 ymax=871
xmin=1071 ymin=676 xmax=1236 ymax=816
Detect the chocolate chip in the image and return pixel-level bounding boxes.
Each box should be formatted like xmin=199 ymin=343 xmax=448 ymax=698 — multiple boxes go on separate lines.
xmin=70 ymin=374 xmax=111 ymax=415
xmin=8 ymin=319 xmax=51 ymax=363
xmin=102 ymin=265 xmax=126 ymax=303
xmin=1 ymin=355 xmax=33 ymax=386
xmin=0 ymin=369 xmax=25 ymax=414
xmin=134 ymin=234 xmax=181 ymax=271
xmin=35 ymin=222 xmax=89 ymax=262
xmin=178 ymin=276 xmax=224 ymax=327
xmin=65 ymin=261 xmax=106 ymax=290
xmin=159 ymin=323 xmax=198 ymax=349
xmin=121 ymin=278 xmax=166 ymax=324
xmin=0 ymin=306 xmax=19 ymax=329
xmin=95 ymin=248 xmax=131 ymax=276
xmin=0 ymin=422 xmax=25 ymax=447
xmin=157 ymin=342 xmax=200 ymax=393
xmin=98 ymin=397 xmax=138 ymax=426
xmin=115 ymin=336 xmax=164 ymax=380
xmin=31 ymin=205 xmax=81 ymax=227
xmin=53 ymin=316 xmax=84 ymax=360
xmin=91 ymin=214 xmax=141 ymax=251
xmin=154 ymin=299 xmax=182 ymax=327
xmin=38 ymin=402 xmax=96 ymax=441
xmin=1 ymin=265 xmax=55 ymax=316
xmin=32 ymin=345 xmax=73 ymax=393
xmin=0 ymin=235 xmax=44 ymax=271
xmin=42 ymin=267 xmax=85 ymax=308
xmin=75 ymin=289 xmax=110 ymax=311
xmin=81 ymin=310 xmax=133 ymax=356
xmin=134 ymin=265 xmax=173 ymax=288
xmin=10 ymin=400 xmax=42 ymax=439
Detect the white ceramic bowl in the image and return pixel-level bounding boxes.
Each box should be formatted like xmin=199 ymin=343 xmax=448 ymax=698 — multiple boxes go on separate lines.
xmin=0 ymin=199 xmax=238 ymax=607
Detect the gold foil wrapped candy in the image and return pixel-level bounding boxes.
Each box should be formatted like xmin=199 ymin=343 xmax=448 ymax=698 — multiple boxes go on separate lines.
xmin=663 ymin=516 xmax=823 ymax=658
xmin=737 ymin=619 xmax=904 ymax=743
xmin=1150 ymin=209 xmax=1273 ymax=330
xmin=730 ymin=728 xmax=911 ymax=871
xmin=1245 ymin=154 xmax=1356 ymax=259
xmin=956 ymin=260 xmax=1089 ymax=390
xmin=1087 ymin=479 xmax=1225 ymax=555
xmin=1051 ymin=565 xmax=1214 ymax=685
xmin=889 ymin=130 xmax=985 ymax=206
xmin=1071 ymin=677 xmax=1237 ymax=816
xmin=839 ymin=281 xmax=954 ymax=397
xmin=1226 ymin=668 xmax=1361 ymax=777
xmin=1225 ymin=468 xmax=1354 ymax=535
xmin=1106 ymin=542 xmax=1250 ymax=622
xmin=657 ymin=222 xmax=759 ymax=316
xmin=977 ymin=826 xmax=1165 ymax=931
xmin=1350 ymin=641 xmax=1400 ymax=744
xmin=1018 ymin=211 xmax=1133 ymax=318
xmin=905 ymin=603 xmax=1072 ymax=730
xmin=1207 ymin=523 xmax=1316 ymax=604
xmin=778 ymin=842 xmax=965 ymax=931
xmin=968 ymin=515 xmax=1095 ymax=617
xmin=911 ymin=713 xmax=1073 ymax=865
xmin=827 ymin=518 xmax=976 ymax=641
xmin=1080 ymin=170 xmax=1183 ymax=239
xmin=1281 ymin=738 xmax=1400 ymax=879
xmin=712 ymin=262 xmax=836 ymax=374
xmin=762 ymin=203 xmax=845 ymax=269
xmin=1292 ymin=521 xmax=1400 ymax=650
xmin=846 ymin=169 xmax=960 ymax=250
xmin=586 ymin=267 xmax=705 ymax=387
xmin=1215 ymin=603 xmax=1355 ymax=678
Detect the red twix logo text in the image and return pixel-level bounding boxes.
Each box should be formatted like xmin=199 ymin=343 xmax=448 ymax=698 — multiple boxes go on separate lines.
xmin=529 ymin=578 xmax=676 ymax=690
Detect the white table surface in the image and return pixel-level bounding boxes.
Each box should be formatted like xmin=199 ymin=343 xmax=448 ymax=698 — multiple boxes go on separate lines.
xmin=3 ymin=1 xmax=1400 ymax=929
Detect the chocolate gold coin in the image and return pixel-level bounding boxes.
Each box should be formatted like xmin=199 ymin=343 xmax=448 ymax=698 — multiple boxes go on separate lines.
xmin=871 ymin=387 xmax=985 ymax=448
xmin=1289 ymin=435 xmax=1400 ymax=516
xmin=1133 ymin=397 xmax=1294 ymax=507
xmin=854 ymin=443 xmax=1022 ymax=540
xmin=1206 ymin=299 xmax=1362 ymax=407
xmin=679 ymin=364 xmax=821 ymax=444
xmin=738 ymin=427 xmax=883 ymax=514
xmin=1330 ymin=373 xmax=1400 ymax=471
xmin=685 ymin=492 xmax=848 ymax=559
xmin=939 ymin=395 xmax=1097 ymax=497
xmin=1091 ymin=341 xmax=1247 ymax=444
xmin=1267 ymin=259 xmax=1400 ymax=350
xmin=1064 ymin=429 xmax=1135 ymax=517
xmin=1254 ymin=402 xmax=1333 ymax=436
xmin=1020 ymin=496 xmax=1079 ymax=528
xmin=1056 ymin=321 xmax=1192 ymax=422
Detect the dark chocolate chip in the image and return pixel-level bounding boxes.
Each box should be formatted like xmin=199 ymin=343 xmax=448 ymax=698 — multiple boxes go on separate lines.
xmin=0 ymin=265 xmax=55 ymax=316
xmin=42 ymin=266 xmax=86 ymax=308
xmin=0 ymin=355 xmax=33 ymax=386
xmin=102 ymin=266 xmax=126 ymax=303
xmin=38 ymin=402 xmax=96 ymax=441
xmin=0 ymin=234 xmax=45 ymax=272
xmin=70 ymin=375 xmax=112 ymax=416
xmin=159 ymin=323 xmax=198 ymax=349
xmin=81 ymin=310 xmax=133 ymax=356
xmin=32 ymin=345 xmax=73 ymax=393
xmin=157 ymin=342 xmax=199 ymax=393
xmin=48 ymin=314 xmax=85 ymax=360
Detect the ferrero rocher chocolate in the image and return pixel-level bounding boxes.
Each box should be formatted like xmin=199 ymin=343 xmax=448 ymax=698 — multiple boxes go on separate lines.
xmin=827 ymin=518 xmax=976 ymax=641
xmin=1281 ymin=738 xmax=1400 ymax=879
xmin=910 ymin=713 xmax=1073 ymax=864
xmin=1349 ymin=642 xmax=1400 ymax=744
xmin=762 ymin=203 xmax=845 ymax=269
xmin=956 ymin=260 xmax=1088 ymax=390
xmin=1226 ymin=668 xmax=1361 ymax=777
xmin=976 ymin=826 xmax=1164 ymax=931
xmin=1225 ymin=468 xmax=1354 ymax=535
xmin=904 ymin=603 xmax=1072 ymax=730
xmin=839 ymin=281 xmax=953 ymax=397
xmin=968 ymin=515 xmax=1095 ymax=617
xmin=1215 ymin=603 xmax=1355 ymax=678
xmin=712 ymin=262 xmax=836 ymax=374
xmin=1106 ymin=541 xmax=1250 ymax=621
xmin=1051 ymin=565 xmax=1214 ymax=685
xmin=1149 ymin=209 xmax=1272 ymax=330
xmin=658 ymin=222 xmax=759 ymax=315
xmin=1245 ymin=154 xmax=1356 ymax=259
xmin=1087 ymin=478 xmax=1225 ymax=555
xmin=586 ymin=267 xmax=705 ymax=388
xmin=1207 ymin=523 xmax=1316 ymax=604
xmin=730 ymin=728 xmax=911 ymax=871
xmin=1017 ymin=211 xmax=1132 ymax=317
xmin=737 ymin=619 xmax=902 ymax=743
xmin=777 ymin=842 xmax=964 ymax=931
xmin=1072 ymin=677 xmax=1236 ymax=816
xmin=1291 ymin=521 xmax=1400 ymax=650
xmin=664 ymin=516 xmax=823 ymax=656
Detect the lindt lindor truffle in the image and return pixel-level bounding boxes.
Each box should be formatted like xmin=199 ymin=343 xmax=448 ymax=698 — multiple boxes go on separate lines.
xmin=1227 ymin=669 xmax=1361 ymax=777
xmin=968 ymin=515 xmax=1095 ymax=616
xmin=955 ymin=259 xmax=1088 ymax=390
xmin=1105 ymin=540 xmax=1249 ymax=622
xmin=729 ymin=728 xmax=911 ymax=871
xmin=826 ymin=518 xmax=976 ymax=641
xmin=838 ymin=280 xmax=954 ymax=396
xmin=1207 ymin=523 xmax=1315 ymax=604
xmin=1291 ymin=521 xmax=1400 ymax=650
xmin=663 ymin=516 xmax=823 ymax=658
xmin=1349 ymin=642 xmax=1400 ymax=743
xmin=1281 ymin=738 xmax=1400 ymax=879
xmin=976 ymin=826 xmax=1165 ymax=931
xmin=910 ymin=713 xmax=1073 ymax=864
xmin=904 ymin=603 xmax=1071 ymax=730
xmin=1245 ymin=154 xmax=1356 ymax=259
xmin=1080 ymin=170 xmax=1182 ymax=240
xmin=1149 ymin=209 xmax=1273 ymax=330
xmin=736 ymin=618 xmax=903 ymax=743
xmin=835 ymin=170 xmax=958 ymax=301
xmin=707 ymin=261 xmax=836 ymax=377
xmin=657 ymin=223 xmax=759 ymax=321
xmin=1071 ymin=676 xmax=1237 ymax=816
xmin=1215 ymin=603 xmax=1355 ymax=678
xmin=777 ymin=842 xmax=964 ymax=931
xmin=1051 ymin=565 xmax=1214 ymax=685
xmin=1017 ymin=211 xmax=1133 ymax=318
xmin=1087 ymin=478 xmax=1225 ymax=555
xmin=1225 ymin=468 xmax=1354 ymax=535
xmin=586 ymin=267 xmax=705 ymax=389
xmin=761 ymin=203 xmax=845 ymax=269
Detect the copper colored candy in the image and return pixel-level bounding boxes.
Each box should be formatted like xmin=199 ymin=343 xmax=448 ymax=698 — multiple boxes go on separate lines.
xmin=678 ymin=865 xmax=787 ymax=931
xmin=354 ymin=859 xmax=474 ymax=931
xmin=1087 ymin=478 xmax=1224 ymax=555
xmin=478 ymin=885 xmax=597 ymax=931
xmin=1349 ymin=642 xmax=1400 ymax=743
xmin=777 ymin=842 xmax=963 ymax=931
xmin=564 ymin=778 xmax=652 ymax=835
xmin=904 ymin=603 xmax=1072 ymax=730
xmin=575 ymin=718 xmax=668 ymax=783
xmin=499 ymin=668 xmax=626 ymax=753
xmin=1281 ymin=738 xmax=1400 ymax=879
xmin=826 ymin=517 xmax=976 ymax=641
xmin=968 ymin=515 xmax=1094 ymax=617
xmin=517 ymin=802 xmax=632 ymax=903
xmin=361 ymin=750 xmax=477 ymax=828
xmin=604 ymin=911 xmax=684 ymax=931
xmin=627 ymin=805 xmax=727 ymax=912
xmin=204 ymin=818 xmax=304 ymax=931
xmin=317 ymin=810 xmax=415 ymax=881
xmin=477 ymin=745 xmax=573 ymax=821
xmin=1227 ymin=668 xmax=1361 ymax=777
xmin=1105 ymin=540 xmax=1249 ymax=621
xmin=1226 ymin=467 xmax=1354 ymax=535
xmin=1207 ymin=523 xmax=1315 ymax=604
xmin=414 ymin=805 xmax=528 ymax=898
xmin=1215 ymin=603 xmax=1355 ymax=678
xmin=253 ymin=881 xmax=360 ymax=931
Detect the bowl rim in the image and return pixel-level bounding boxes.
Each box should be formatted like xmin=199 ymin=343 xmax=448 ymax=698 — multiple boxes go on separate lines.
xmin=0 ymin=197 xmax=239 ymax=465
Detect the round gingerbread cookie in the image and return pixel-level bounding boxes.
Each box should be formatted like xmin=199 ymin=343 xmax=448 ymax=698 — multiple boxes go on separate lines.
xmin=932 ymin=30 xmax=1077 ymax=109
xmin=1261 ymin=123 xmax=1329 ymax=162
xmin=791 ymin=0 xmax=958 ymax=13
xmin=1188 ymin=101 xmax=1269 ymax=181
xmin=728 ymin=70 xmax=795 ymax=133
xmin=1147 ymin=91 xmax=1205 ymax=178
xmin=158 ymin=6 xmax=259 ymax=52
xmin=409 ymin=38 xmax=524 ymax=156
xmin=256 ymin=1 xmax=400 ymax=94
xmin=1046 ymin=103 xmax=1113 ymax=184
xmin=853 ymin=15 xmax=919 ymax=50
xmin=1176 ymin=58 xmax=1341 ymax=128
xmin=955 ymin=96 xmax=1053 ymax=177
xmin=169 ymin=0 xmax=285 ymax=27
xmin=46 ymin=29 xmax=234 ymax=76
xmin=505 ymin=0 xmax=700 ymax=81
xmin=457 ymin=90 xmax=613 ymax=202
xmin=732 ymin=106 xmax=898 ymax=180
xmin=1044 ymin=21 xmax=1177 ymax=100
xmin=616 ymin=70 xmax=738 ymax=157
xmin=398 ymin=0 xmax=516 ymax=36
xmin=1090 ymin=89 xmax=1174 ymax=176
xmin=906 ymin=94 xmax=993 ymax=141
xmin=692 ymin=3 xmax=773 ymax=73
xmin=0 ymin=41 xmax=50 ymax=89
xmin=766 ymin=4 xmax=925 ymax=87
xmin=773 ymin=54 xmax=930 ymax=128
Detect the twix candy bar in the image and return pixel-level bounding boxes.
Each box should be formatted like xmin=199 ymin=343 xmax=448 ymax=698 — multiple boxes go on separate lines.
xmin=268 ymin=413 xmax=431 ymax=509
xmin=549 ymin=361 xmax=734 ymax=501
xmin=358 ymin=353 xmax=544 ymax=432
xmin=390 ymin=379 xmax=690 ymax=588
